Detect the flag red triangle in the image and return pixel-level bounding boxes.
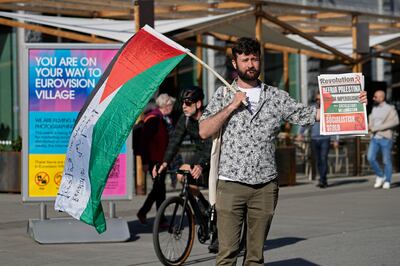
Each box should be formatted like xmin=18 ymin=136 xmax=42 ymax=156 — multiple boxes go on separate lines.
xmin=100 ymin=29 xmax=185 ymax=103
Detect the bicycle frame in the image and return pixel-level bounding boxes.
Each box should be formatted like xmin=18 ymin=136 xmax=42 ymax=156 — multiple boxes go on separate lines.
xmin=152 ymin=169 xmax=221 ymax=266
xmin=176 ymin=171 xmax=210 ymax=242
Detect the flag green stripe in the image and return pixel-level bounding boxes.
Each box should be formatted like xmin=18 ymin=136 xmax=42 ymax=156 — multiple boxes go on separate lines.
xmin=80 ymin=54 xmax=186 ymax=232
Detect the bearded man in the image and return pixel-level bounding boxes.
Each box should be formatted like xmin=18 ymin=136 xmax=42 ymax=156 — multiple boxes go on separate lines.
xmin=199 ymin=37 xmax=368 ymax=265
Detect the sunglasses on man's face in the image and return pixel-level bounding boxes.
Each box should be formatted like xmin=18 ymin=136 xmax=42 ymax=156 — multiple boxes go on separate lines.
xmin=183 ymin=100 xmax=194 ymax=106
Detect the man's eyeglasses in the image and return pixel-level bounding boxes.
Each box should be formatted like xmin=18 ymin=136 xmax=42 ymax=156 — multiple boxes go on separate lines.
xmin=183 ymin=99 xmax=194 ymax=106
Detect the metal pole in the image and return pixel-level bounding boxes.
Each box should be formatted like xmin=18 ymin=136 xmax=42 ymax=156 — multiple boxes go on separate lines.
xmin=109 ymin=202 xmax=116 ymax=218
xmin=205 ymin=35 xmax=216 ymax=103
xmin=39 ymin=202 xmax=47 ymax=220
xmin=352 ymin=15 xmax=362 ymax=176
xmin=300 ymin=54 xmax=308 ymax=105
xmin=16 ymin=9 xmax=25 ymax=142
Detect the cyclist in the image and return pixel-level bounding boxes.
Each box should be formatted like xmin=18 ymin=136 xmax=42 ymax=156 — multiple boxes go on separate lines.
xmin=153 ymin=85 xmax=218 ymax=253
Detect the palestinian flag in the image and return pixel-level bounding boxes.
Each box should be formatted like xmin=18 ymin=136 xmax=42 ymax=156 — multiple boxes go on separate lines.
xmin=54 ymin=25 xmax=187 ymax=233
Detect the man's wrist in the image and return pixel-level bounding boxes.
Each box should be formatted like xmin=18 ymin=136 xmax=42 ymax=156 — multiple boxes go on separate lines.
xmin=226 ymin=103 xmax=237 ymax=114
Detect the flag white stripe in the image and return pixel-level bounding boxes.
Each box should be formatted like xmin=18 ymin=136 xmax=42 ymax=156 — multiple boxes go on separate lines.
xmin=55 ymin=78 xmax=121 ymax=219
xmin=143 ymin=25 xmax=189 ymax=53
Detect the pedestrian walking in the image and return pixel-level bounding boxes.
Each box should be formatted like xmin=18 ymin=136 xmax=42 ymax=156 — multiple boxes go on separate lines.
xmin=368 ymin=90 xmax=399 ymax=189
xmin=136 ymin=94 xmax=175 ymax=225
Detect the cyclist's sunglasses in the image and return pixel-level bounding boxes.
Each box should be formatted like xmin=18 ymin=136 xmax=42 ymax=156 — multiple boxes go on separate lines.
xmin=183 ymin=99 xmax=195 ymax=106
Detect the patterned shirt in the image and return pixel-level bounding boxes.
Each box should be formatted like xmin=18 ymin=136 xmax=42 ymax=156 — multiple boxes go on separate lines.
xmin=200 ymin=81 xmax=316 ymax=185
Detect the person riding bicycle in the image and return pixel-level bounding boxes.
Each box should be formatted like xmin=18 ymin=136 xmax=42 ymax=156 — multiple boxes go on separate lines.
xmin=153 ymin=86 xmax=218 ymax=253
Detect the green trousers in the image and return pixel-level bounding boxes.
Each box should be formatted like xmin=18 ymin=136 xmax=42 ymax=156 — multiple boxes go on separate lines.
xmin=215 ymin=179 xmax=279 ymax=266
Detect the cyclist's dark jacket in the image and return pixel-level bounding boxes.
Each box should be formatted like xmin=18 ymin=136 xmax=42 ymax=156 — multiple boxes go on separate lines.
xmin=163 ymin=114 xmax=212 ymax=175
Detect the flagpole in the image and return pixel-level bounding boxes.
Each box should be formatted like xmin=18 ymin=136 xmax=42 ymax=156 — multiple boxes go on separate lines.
xmin=185 ymin=50 xmax=248 ymax=106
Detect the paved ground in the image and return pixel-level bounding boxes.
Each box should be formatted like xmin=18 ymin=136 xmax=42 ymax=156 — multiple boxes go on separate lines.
xmin=0 ymin=173 xmax=399 ymax=266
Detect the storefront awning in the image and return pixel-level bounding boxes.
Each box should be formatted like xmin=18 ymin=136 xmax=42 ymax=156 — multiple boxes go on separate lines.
xmin=0 ymin=10 xmax=251 ymax=42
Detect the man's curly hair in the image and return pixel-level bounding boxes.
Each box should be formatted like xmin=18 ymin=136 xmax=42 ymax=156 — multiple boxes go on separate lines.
xmin=232 ymin=37 xmax=261 ymax=59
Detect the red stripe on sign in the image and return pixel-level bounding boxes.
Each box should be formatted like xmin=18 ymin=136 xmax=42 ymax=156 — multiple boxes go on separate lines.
xmin=100 ymin=29 xmax=185 ymax=103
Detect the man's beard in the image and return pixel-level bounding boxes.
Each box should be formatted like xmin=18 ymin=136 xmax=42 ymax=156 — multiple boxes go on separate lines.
xmin=373 ymin=100 xmax=380 ymax=106
xmin=237 ymin=67 xmax=260 ymax=82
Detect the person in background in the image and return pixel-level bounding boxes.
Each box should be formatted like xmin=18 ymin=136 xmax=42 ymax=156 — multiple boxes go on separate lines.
xmin=368 ymin=90 xmax=399 ymax=189
xmin=136 ymin=94 xmax=176 ymax=225
xmin=297 ymin=92 xmax=339 ymax=188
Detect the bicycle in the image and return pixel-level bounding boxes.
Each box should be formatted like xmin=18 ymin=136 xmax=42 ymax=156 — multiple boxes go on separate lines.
xmin=152 ymin=169 xmax=245 ymax=266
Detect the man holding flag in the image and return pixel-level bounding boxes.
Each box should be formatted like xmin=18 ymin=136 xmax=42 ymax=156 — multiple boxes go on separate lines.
xmin=199 ymin=37 xmax=368 ymax=265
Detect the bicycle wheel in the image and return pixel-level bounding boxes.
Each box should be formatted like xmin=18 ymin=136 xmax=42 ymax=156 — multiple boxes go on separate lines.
xmin=153 ymin=196 xmax=195 ymax=266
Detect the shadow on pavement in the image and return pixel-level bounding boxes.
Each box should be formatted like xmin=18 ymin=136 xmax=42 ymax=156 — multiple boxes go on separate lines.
xmin=266 ymin=258 xmax=320 ymax=265
xmin=265 ymin=237 xmax=306 ymax=250
xmin=184 ymin=254 xmax=217 ymax=265
xmin=327 ymin=178 xmax=368 ymax=188
xmin=184 ymin=237 xmax=307 ymax=265
xmin=290 ymin=181 xmax=310 ymax=187
xmin=127 ymin=219 xmax=156 ymax=241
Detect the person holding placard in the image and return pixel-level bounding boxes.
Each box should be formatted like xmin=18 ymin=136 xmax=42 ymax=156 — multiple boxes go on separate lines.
xmin=297 ymin=92 xmax=339 ymax=188
xmin=199 ymin=37 xmax=368 ymax=265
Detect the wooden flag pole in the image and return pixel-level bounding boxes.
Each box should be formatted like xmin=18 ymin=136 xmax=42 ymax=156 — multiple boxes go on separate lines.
xmin=186 ymin=50 xmax=248 ymax=106
xmin=134 ymin=1 xmax=145 ymax=195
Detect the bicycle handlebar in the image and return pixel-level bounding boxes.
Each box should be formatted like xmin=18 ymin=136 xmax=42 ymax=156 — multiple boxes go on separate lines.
xmin=176 ymin=169 xmax=191 ymax=175
xmin=175 ymin=169 xmax=200 ymax=185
